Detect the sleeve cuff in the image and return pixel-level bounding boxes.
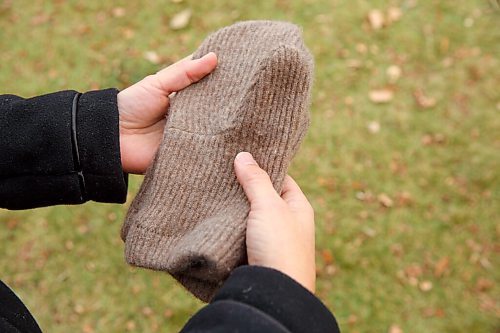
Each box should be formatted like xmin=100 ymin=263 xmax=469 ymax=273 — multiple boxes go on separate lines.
xmin=77 ymin=89 xmax=128 ymax=204
xmin=212 ymin=265 xmax=340 ymax=333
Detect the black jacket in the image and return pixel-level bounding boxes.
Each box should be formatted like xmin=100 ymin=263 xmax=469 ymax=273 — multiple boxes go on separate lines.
xmin=0 ymin=90 xmax=339 ymax=333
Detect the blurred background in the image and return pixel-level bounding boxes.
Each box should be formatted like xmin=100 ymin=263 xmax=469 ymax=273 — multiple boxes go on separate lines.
xmin=0 ymin=0 xmax=498 ymax=332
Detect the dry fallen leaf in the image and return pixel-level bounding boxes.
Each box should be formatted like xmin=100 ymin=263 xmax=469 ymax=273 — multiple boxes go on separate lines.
xmin=356 ymin=191 xmax=374 ymax=202
xmin=369 ymin=89 xmax=394 ymax=103
xmin=82 ymin=324 xmax=95 ymax=333
xmin=126 ymin=320 xmax=136 ymax=331
xmin=367 ymin=121 xmax=381 ymax=133
xmin=434 ymin=257 xmax=450 ymax=277
xmin=321 ymin=249 xmax=334 ymax=264
xmin=419 ymin=280 xmax=433 ymax=292
xmin=396 ymin=191 xmax=413 ymax=206
xmin=405 ymin=264 xmax=423 ymax=279
xmin=421 ymin=134 xmax=433 ymax=146
xmin=347 ymin=59 xmax=363 ymax=69
xmin=31 ymin=13 xmax=50 ymax=26
xmin=388 ymin=324 xmax=403 ymax=333
xmin=325 ymin=265 xmax=337 ymax=276
xmin=378 ymin=193 xmax=394 ymax=207
xmin=368 ymin=9 xmax=385 ymax=30
xmin=112 ymin=7 xmax=126 ymax=17
xmin=414 ymin=89 xmax=436 ymax=108
xmin=164 ymin=309 xmax=174 ymax=318
xmin=141 ymin=306 xmax=153 ymax=316
xmin=475 ymin=278 xmax=494 ymax=292
xmin=386 ymin=65 xmax=402 ymax=83
xmin=144 ymin=51 xmax=161 ymax=64
xmin=123 ymin=28 xmax=135 ymax=39
xmin=387 ymin=7 xmax=403 ymax=23
xmin=422 ymin=307 xmax=446 ymax=318
xmin=170 ymin=9 xmax=192 ymax=30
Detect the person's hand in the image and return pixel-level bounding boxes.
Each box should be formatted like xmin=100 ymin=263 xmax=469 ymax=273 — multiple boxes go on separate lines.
xmin=234 ymin=152 xmax=316 ymax=293
xmin=118 ymin=52 xmax=218 ymax=174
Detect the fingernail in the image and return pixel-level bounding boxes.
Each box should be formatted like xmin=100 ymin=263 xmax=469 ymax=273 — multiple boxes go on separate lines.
xmin=235 ymin=152 xmax=257 ymax=165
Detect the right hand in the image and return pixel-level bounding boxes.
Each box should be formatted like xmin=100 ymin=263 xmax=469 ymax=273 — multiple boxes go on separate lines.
xmin=234 ymin=152 xmax=316 ymax=293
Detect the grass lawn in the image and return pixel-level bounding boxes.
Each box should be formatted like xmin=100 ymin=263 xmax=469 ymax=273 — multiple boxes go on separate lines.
xmin=0 ymin=1 xmax=498 ymax=332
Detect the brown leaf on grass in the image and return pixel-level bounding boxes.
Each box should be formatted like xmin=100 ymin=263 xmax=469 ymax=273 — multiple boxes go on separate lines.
xmin=131 ymin=285 xmax=142 ymax=295
xmin=421 ymin=134 xmax=433 ymax=145
xmin=390 ymin=243 xmax=404 ymax=258
xmin=347 ymin=314 xmax=358 ymax=325
xmin=112 ymin=7 xmax=126 ymax=17
xmin=390 ymin=157 xmax=407 ymax=176
xmin=358 ymin=210 xmax=369 ymax=219
xmin=419 ymin=280 xmax=433 ymax=292
xmin=421 ymin=133 xmax=447 ymax=146
xmin=422 ymin=307 xmax=446 ymax=318
xmin=475 ymin=278 xmax=494 ymax=292
xmin=31 ymin=13 xmax=51 ymax=26
xmin=387 ymin=7 xmax=403 ymax=23
xmin=367 ymin=121 xmax=381 ymax=133
xmin=356 ymin=190 xmax=374 ymax=202
xmin=325 ymin=265 xmax=337 ymax=276
xmin=82 ymin=324 xmax=95 ymax=333
xmin=170 ymin=9 xmax=191 ymax=30
xmin=356 ymin=43 xmax=368 ymax=54
xmin=478 ymin=294 xmax=497 ymax=313
xmin=362 ymin=227 xmax=377 ymax=238
xmin=369 ymin=89 xmax=394 ymax=103
xmin=347 ymin=59 xmax=363 ymax=69
xmin=142 ymin=307 xmax=153 ymax=316
xmin=144 ymin=51 xmax=161 ymax=64
xmin=396 ymin=191 xmax=413 ymax=206
xmin=405 ymin=264 xmax=423 ymax=278
xmin=414 ymin=89 xmax=436 ymax=108
xmin=122 ymin=28 xmax=135 ymax=39
xmin=73 ymin=304 xmax=85 ymax=314
xmin=317 ymin=177 xmax=336 ymax=192
xmin=6 ymin=218 xmax=19 ymax=229
xmin=367 ymin=9 xmax=384 ymax=30
xmin=378 ymin=193 xmax=394 ymax=207
xmin=65 ymin=240 xmax=74 ymax=251
xmin=126 ymin=320 xmax=136 ymax=331
xmin=321 ymin=249 xmax=334 ymax=264
xmin=351 ymin=180 xmax=365 ymax=190
xmin=388 ymin=324 xmax=403 ymax=333
xmin=344 ymin=96 xmax=354 ymax=106
xmin=386 ymin=65 xmax=402 ymax=83
xmin=164 ymin=309 xmax=174 ymax=318
xmin=434 ymin=256 xmax=450 ymax=277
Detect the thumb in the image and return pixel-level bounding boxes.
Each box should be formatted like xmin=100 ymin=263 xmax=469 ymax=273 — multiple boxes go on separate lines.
xmin=234 ymin=152 xmax=281 ymax=205
xmin=153 ymin=52 xmax=218 ymax=94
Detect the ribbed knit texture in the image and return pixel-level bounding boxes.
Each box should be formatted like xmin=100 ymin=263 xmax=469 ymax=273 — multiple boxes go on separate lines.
xmin=121 ymin=20 xmax=314 ymax=302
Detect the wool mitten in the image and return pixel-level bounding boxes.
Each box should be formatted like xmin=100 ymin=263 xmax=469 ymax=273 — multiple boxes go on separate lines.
xmin=122 ymin=20 xmax=314 ymax=302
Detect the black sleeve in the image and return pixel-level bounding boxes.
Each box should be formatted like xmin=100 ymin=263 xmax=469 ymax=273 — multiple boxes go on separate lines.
xmin=0 ymin=89 xmax=128 ymax=210
xmin=181 ymin=266 xmax=340 ymax=333
xmin=0 ymin=280 xmax=42 ymax=333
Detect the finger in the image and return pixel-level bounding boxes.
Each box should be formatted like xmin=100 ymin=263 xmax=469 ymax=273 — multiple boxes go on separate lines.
xmin=157 ymin=53 xmax=193 ymax=74
xmin=234 ymin=152 xmax=281 ymax=204
xmin=281 ymin=175 xmax=314 ymax=215
xmin=281 ymin=175 xmax=307 ymax=204
xmin=154 ymin=52 xmax=218 ymax=94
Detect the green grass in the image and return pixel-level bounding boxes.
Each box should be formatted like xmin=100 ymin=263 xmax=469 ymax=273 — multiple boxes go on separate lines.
xmin=1 ymin=1 xmax=498 ymax=332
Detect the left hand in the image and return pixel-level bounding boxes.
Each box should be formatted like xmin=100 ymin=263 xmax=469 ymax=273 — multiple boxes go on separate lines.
xmin=117 ymin=52 xmax=218 ymax=174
